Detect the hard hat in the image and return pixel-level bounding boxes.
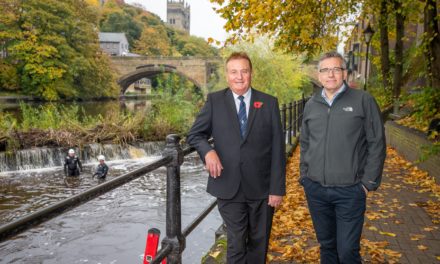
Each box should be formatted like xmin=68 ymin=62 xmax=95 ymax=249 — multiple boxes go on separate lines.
xmin=68 ymin=149 xmax=75 ymax=154
xmin=98 ymin=155 xmax=105 ymax=161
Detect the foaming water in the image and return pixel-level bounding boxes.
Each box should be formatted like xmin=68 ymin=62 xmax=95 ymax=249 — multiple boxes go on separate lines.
xmin=0 ymin=153 xmax=222 ymax=263
xmin=0 ymin=142 xmax=165 ymax=173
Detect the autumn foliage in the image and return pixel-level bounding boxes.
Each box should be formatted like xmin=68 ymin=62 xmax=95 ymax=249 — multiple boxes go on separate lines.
xmin=268 ymin=147 xmax=440 ymax=263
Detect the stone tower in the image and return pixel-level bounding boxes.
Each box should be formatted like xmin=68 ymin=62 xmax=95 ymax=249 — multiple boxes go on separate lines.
xmin=167 ymin=0 xmax=190 ymax=34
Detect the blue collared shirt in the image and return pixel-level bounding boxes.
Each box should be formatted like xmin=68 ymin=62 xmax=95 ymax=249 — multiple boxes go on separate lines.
xmin=321 ymin=85 xmax=346 ymax=106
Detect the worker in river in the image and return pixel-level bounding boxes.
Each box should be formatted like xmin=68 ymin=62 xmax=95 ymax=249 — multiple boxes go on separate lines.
xmin=64 ymin=149 xmax=82 ymax=177
xmin=93 ymin=155 xmax=109 ymax=179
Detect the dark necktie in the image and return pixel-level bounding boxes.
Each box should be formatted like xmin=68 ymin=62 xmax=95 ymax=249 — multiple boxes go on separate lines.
xmin=238 ymin=95 xmax=247 ymax=139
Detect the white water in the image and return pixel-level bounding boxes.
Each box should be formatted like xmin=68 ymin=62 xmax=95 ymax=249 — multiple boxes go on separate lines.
xmin=0 ymin=144 xmax=222 ymax=263
xmin=0 ymin=142 xmax=164 ymax=173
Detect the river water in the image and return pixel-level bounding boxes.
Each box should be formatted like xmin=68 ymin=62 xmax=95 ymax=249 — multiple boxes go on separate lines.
xmin=0 ymin=150 xmax=222 ymax=263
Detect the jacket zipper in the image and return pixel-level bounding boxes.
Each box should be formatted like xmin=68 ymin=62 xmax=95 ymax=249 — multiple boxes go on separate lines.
xmin=323 ymin=106 xmax=331 ymax=185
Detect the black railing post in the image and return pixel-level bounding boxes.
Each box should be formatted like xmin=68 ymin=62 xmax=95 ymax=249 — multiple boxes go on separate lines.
xmin=288 ymin=102 xmax=293 ymax=145
xmin=299 ymin=95 xmax=305 ymax=126
xmin=161 ymin=134 xmax=185 ymax=264
xmin=281 ymin=103 xmax=287 ymax=141
xmin=293 ymin=101 xmax=297 ymax=137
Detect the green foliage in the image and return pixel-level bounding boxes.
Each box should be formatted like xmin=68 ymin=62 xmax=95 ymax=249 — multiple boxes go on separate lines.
xmin=100 ymin=11 xmax=142 ymax=47
xmin=0 ymin=0 xmax=118 ymax=100
xmin=419 ymin=142 xmax=440 ymax=162
xmin=171 ymin=31 xmax=218 ymax=57
xmin=210 ymin=0 xmax=361 ymax=58
xmin=1 ymin=94 xmax=202 ymax=150
xmin=143 ymin=95 xmax=201 ymax=140
xmin=409 ymin=86 xmax=440 ymax=125
xmin=0 ymin=112 xmax=17 ymax=134
xmin=18 ymin=102 xmax=95 ymax=131
xmin=0 ymin=60 xmax=19 ymax=90
xmin=366 ymin=74 xmax=393 ymax=109
xmin=134 ymin=25 xmax=172 ymax=56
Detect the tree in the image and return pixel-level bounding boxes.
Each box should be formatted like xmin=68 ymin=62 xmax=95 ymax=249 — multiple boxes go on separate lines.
xmin=100 ymin=11 xmax=142 ymax=47
xmin=378 ymin=0 xmax=391 ymax=91
xmin=133 ymin=26 xmax=171 ymax=56
xmin=209 ymin=0 xmax=361 ymax=58
xmin=213 ymin=38 xmax=309 ymax=103
xmin=0 ymin=0 xmax=118 ymax=100
xmin=424 ymin=0 xmax=440 ymax=89
xmin=392 ymin=0 xmax=405 ymax=104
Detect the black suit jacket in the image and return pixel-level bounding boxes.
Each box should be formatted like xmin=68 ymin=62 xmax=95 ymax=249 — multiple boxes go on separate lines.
xmin=187 ymin=88 xmax=286 ymax=200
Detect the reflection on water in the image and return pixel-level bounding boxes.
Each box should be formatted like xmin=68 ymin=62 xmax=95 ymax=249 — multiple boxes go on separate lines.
xmin=0 ymin=154 xmax=221 ymax=263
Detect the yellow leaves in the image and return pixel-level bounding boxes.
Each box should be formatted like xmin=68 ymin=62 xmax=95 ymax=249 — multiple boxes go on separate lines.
xmin=268 ymin=149 xmax=319 ymax=263
xmin=417 ymin=245 xmax=428 ymax=251
xmin=209 ymin=250 xmax=221 ymax=258
xmin=409 ymin=234 xmax=425 ymax=241
xmin=210 ymin=0 xmax=352 ymax=56
xmin=423 ymin=226 xmax=438 ymax=232
xmin=361 ymin=239 xmax=401 ymax=263
xmin=368 ymin=226 xmax=378 ymax=231
xmin=379 ymin=231 xmax=396 ymax=237
xmin=386 ymin=147 xmax=440 ymax=224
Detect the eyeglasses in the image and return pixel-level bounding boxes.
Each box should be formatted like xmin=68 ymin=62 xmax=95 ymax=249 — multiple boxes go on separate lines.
xmin=318 ymin=67 xmax=346 ymax=74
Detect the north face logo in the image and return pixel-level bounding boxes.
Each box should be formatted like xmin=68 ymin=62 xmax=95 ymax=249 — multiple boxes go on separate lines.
xmin=343 ymin=106 xmax=353 ymax=112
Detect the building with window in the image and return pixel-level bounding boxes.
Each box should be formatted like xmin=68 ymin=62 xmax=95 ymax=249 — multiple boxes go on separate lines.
xmin=167 ymin=0 xmax=190 ymax=34
xmin=98 ymin=32 xmax=129 ymax=56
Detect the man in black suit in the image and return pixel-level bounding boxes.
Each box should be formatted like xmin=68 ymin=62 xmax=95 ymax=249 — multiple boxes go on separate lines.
xmin=187 ymin=52 xmax=286 ymax=264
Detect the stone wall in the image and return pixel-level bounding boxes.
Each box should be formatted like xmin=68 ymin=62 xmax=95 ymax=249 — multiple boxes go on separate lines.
xmin=385 ymin=121 xmax=440 ymax=182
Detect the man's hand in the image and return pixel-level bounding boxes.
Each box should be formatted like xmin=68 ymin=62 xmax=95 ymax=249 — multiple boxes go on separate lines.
xmin=268 ymin=195 xmax=283 ymax=208
xmin=361 ymin=184 xmax=369 ymax=196
xmin=205 ymin=150 xmax=223 ymax=178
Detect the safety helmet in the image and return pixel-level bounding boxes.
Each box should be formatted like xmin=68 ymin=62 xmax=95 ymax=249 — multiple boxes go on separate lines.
xmin=68 ymin=149 xmax=75 ymax=154
xmin=98 ymin=155 xmax=105 ymax=161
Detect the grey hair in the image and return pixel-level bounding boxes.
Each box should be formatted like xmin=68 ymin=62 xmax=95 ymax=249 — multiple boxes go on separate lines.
xmin=318 ymin=51 xmax=347 ymax=70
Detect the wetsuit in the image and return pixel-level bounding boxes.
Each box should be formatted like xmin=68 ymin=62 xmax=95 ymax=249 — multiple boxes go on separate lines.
xmin=93 ymin=163 xmax=109 ymax=179
xmin=64 ymin=155 xmax=82 ymax=176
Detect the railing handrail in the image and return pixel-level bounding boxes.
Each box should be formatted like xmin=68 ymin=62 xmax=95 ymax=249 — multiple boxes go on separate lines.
xmin=0 ymin=155 xmax=172 ymax=242
xmin=0 ymin=96 xmax=310 ymax=264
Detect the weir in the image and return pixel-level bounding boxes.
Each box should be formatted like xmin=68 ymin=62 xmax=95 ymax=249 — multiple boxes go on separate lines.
xmin=0 ymin=142 xmax=164 ymax=173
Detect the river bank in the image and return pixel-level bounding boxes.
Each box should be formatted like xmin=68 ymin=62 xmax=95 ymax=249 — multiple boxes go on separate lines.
xmin=0 ymin=95 xmax=201 ymax=152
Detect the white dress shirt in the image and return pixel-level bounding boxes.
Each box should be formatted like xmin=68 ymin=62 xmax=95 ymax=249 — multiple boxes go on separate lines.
xmin=232 ymin=88 xmax=252 ymax=118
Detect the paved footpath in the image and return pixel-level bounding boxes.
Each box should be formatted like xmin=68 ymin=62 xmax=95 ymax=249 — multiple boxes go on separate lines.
xmin=268 ymin=147 xmax=440 ymax=263
xmin=361 ymin=147 xmax=440 ymax=263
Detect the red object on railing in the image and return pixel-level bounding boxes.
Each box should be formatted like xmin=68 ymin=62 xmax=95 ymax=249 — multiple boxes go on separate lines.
xmin=144 ymin=228 xmax=160 ymax=264
xmin=143 ymin=228 xmax=167 ymax=264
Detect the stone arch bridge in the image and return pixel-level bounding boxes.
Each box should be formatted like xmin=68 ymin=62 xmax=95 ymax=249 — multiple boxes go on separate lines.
xmin=110 ymin=56 xmax=223 ymax=95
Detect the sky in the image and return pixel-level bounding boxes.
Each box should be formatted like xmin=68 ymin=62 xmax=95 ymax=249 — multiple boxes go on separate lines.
xmin=124 ymin=0 xmax=228 ymax=42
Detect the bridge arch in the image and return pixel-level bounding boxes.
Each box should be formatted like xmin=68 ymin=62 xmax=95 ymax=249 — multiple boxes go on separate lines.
xmin=118 ymin=64 xmax=204 ymax=95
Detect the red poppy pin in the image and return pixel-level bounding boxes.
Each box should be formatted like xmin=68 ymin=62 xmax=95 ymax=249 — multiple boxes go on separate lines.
xmin=254 ymin=101 xmax=263 ymax=108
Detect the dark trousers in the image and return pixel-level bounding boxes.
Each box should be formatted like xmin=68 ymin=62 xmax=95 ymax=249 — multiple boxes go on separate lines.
xmin=67 ymin=168 xmax=80 ymax=177
xmin=302 ymin=177 xmax=366 ymax=264
xmin=217 ymin=185 xmax=274 ymax=264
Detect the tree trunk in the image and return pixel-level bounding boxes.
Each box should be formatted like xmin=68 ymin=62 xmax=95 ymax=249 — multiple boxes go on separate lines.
xmin=393 ymin=0 xmax=405 ymax=103
xmin=424 ymin=0 xmax=440 ymax=89
xmin=379 ymin=0 xmax=391 ymax=91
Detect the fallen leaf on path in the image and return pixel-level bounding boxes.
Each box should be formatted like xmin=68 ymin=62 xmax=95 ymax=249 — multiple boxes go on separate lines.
xmin=417 ymin=245 xmax=428 ymax=251
xmin=410 ymin=234 xmax=425 ymax=241
xmin=379 ymin=231 xmax=396 ymax=237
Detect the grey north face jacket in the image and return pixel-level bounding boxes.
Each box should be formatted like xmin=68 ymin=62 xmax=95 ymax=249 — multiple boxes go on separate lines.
xmin=300 ymin=86 xmax=386 ymax=191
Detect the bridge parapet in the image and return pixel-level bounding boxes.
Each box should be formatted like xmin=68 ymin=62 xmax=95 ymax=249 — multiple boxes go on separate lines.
xmin=110 ymin=56 xmax=222 ymax=95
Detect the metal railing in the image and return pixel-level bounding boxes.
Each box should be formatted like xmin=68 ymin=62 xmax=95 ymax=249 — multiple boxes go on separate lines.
xmin=281 ymin=95 xmax=309 ymax=145
xmin=0 ymin=96 xmax=310 ymax=264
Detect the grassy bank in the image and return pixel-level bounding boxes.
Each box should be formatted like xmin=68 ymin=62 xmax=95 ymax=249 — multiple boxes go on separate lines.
xmin=0 ymin=96 xmax=201 ymax=152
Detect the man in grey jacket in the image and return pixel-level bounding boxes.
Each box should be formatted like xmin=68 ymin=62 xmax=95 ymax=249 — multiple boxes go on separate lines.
xmin=300 ymin=51 xmax=386 ymax=264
